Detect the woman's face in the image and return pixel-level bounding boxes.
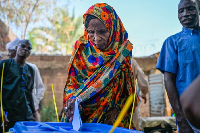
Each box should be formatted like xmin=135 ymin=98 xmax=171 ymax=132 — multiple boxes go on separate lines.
xmin=87 ymin=18 xmax=110 ymax=50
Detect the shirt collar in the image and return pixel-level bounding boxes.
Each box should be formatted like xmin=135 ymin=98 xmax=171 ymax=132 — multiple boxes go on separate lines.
xmin=182 ymin=27 xmax=200 ymax=35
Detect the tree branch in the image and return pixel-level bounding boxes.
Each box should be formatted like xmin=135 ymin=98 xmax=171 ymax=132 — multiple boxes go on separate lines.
xmin=23 ymin=0 xmax=40 ymax=39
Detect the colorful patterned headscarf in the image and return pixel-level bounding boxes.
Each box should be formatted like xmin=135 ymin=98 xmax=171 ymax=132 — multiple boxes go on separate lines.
xmin=62 ymin=3 xmax=138 ymax=129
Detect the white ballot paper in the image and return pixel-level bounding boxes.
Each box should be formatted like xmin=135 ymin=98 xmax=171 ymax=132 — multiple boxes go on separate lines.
xmin=72 ymin=98 xmax=82 ymax=131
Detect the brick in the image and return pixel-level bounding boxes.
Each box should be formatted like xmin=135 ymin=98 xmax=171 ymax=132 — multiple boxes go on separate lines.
xmin=55 ymin=56 xmax=70 ymax=62
xmin=63 ymin=78 xmax=67 ymax=84
xmin=47 ymin=84 xmax=64 ymax=92
xmin=56 ymin=101 xmax=64 ymax=111
xmin=55 ymin=92 xmax=63 ymax=100
xmin=55 ymin=85 xmax=65 ymax=92
xmin=45 ymin=92 xmax=62 ymax=101
xmin=54 ymin=70 xmax=68 ymax=77
xmin=57 ymin=107 xmax=63 ymax=113
xmin=40 ymin=56 xmax=55 ymax=61
xmin=46 ymin=84 xmax=53 ymax=92
xmin=47 ymin=77 xmax=62 ymax=84
xmin=45 ymin=92 xmax=53 ymax=99
xmin=27 ymin=56 xmax=40 ymax=62
xmin=40 ymin=69 xmax=54 ymax=76
xmin=42 ymin=77 xmax=47 ymax=83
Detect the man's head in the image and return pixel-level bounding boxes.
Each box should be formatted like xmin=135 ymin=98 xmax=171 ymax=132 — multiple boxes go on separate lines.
xmin=178 ymin=0 xmax=199 ymax=29
xmin=16 ymin=40 xmax=32 ymax=58
xmin=6 ymin=38 xmax=20 ymax=58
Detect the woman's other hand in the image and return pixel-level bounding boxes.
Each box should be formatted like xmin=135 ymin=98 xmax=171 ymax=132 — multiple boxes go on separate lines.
xmin=100 ymin=107 xmax=119 ymax=125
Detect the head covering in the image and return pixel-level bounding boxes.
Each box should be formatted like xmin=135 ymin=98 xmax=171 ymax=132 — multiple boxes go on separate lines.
xmin=62 ymin=3 xmax=138 ymax=128
xmin=85 ymin=15 xmax=97 ymax=28
xmin=19 ymin=39 xmax=32 ymax=47
xmin=6 ymin=38 xmax=20 ymax=51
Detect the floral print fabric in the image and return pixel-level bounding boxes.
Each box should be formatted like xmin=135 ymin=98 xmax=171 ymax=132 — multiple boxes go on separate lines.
xmin=61 ymin=3 xmax=138 ymax=129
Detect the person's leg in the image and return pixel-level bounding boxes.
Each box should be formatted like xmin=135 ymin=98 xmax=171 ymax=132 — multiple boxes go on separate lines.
xmin=0 ymin=121 xmax=16 ymax=133
xmin=132 ymin=106 xmax=139 ymax=130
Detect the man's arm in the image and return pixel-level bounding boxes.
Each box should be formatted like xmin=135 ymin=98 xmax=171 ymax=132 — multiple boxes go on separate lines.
xmin=136 ymin=61 xmax=149 ymax=103
xmin=164 ymin=72 xmax=193 ymax=132
xmin=181 ymin=76 xmax=200 ymax=129
xmin=34 ymin=66 xmax=45 ymax=109
xmin=131 ymin=58 xmax=149 ymax=103
xmin=29 ymin=80 xmax=38 ymax=121
xmin=29 ymin=84 xmax=36 ymax=114
xmin=28 ymin=67 xmax=36 ymax=119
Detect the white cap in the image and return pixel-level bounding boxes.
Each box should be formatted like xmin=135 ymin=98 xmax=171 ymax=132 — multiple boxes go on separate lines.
xmin=6 ymin=38 xmax=20 ymax=51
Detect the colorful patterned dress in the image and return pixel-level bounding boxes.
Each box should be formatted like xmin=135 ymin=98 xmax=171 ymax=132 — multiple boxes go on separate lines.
xmin=61 ymin=3 xmax=138 ymax=129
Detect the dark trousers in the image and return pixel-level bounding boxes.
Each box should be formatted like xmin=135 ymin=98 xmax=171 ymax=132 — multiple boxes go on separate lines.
xmin=0 ymin=121 xmax=16 ymax=133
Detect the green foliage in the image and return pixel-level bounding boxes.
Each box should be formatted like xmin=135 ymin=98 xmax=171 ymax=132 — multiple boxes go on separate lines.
xmin=0 ymin=0 xmax=83 ymax=54
xmin=40 ymin=100 xmax=57 ymax=122
xmin=0 ymin=0 xmax=55 ymax=39
xmin=28 ymin=32 xmax=37 ymax=51
xmin=28 ymin=7 xmax=83 ymax=55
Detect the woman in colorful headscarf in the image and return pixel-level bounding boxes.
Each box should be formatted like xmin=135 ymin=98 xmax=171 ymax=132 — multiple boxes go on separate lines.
xmin=61 ymin=3 xmax=138 ymax=129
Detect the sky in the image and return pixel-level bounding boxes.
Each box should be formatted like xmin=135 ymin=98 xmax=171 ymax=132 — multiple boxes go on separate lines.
xmin=58 ymin=0 xmax=182 ymax=57
xmin=13 ymin=0 xmax=182 ymax=57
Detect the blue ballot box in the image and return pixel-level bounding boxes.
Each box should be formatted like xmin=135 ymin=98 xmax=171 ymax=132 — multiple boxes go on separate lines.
xmin=9 ymin=122 xmax=144 ymax=133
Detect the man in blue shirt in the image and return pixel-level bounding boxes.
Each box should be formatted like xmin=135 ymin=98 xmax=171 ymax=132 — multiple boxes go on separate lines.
xmin=156 ymin=0 xmax=200 ymax=132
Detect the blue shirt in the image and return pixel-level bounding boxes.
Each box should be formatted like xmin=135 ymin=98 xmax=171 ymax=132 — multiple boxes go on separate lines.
xmin=156 ymin=27 xmax=200 ymax=96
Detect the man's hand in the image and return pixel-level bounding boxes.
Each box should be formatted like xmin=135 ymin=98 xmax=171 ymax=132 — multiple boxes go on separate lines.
xmin=33 ymin=112 xmax=39 ymax=121
xmin=140 ymin=93 xmax=147 ymax=104
xmin=0 ymin=111 xmax=9 ymax=128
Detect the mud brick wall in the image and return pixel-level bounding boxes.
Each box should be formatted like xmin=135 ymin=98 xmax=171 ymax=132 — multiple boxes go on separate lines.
xmin=24 ymin=55 xmax=151 ymax=116
xmin=27 ymin=55 xmax=71 ymax=112
xmin=0 ymin=20 xmax=17 ymax=51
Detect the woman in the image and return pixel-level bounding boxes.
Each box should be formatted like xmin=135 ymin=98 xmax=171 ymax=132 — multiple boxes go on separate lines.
xmin=61 ymin=3 xmax=138 ymax=129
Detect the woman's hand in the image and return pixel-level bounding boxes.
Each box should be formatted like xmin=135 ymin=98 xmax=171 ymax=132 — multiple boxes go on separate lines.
xmin=64 ymin=99 xmax=82 ymax=122
xmin=65 ymin=99 xmax=76 ymax=122
xmin=100 ymin=107 xmax=119 ymax=125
